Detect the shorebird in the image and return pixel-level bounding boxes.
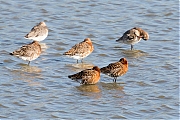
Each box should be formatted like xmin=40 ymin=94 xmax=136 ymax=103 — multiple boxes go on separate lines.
xmin=116 ymin=27 xmax=149 ymax=50
xmin=63 ymin=38 xmax=94 ymax=63
xmin=68 ymin=66 xmax=101 ymax=85
xmin=10 ymin=41 xmax=42 ymax=65
xmin=24 ymin=21 xmax=48 ymax=41
xmin=100 ymin=58 xmax=128 ymax=82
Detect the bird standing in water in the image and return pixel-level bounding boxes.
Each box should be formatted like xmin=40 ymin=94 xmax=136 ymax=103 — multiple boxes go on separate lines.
xmin=68 ymin=66 xmax=101 ymax=85
xmin=63 ymin=38 xmax=94 ymax=63
xmin=10 ymin=41 xmax=42 ymax=65
xmin=100 ymin=58 xmax=128 ymax=82
xmin=116 ymin=27 xmax=149 ymax=50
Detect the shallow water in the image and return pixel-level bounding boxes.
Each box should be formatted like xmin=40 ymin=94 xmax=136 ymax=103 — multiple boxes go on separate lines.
xmin=0 ymin=0 xmax=179 ymax=119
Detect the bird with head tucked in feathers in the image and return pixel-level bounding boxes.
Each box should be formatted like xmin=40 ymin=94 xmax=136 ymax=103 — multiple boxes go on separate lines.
xmin=9 ymin=41 xmax=42 ymax=65
xmin=116 ymin=27 xmax=149 ymax=50
xmin=63 ymin=38 xmax=94 ymax=63
xmin=68 ymin=66 xmax=101 ymax=85
xmin=100 ymin=58 xmax=128 ymax=82
xmin=24 ymin=21 xmax=48 ymax=41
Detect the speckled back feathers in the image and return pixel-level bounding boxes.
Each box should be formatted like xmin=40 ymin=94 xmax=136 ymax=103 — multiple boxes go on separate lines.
xmin=63 ymin=38 xmax=94 ymax=60
xmin=68 ymin=66 xmax=100 ymax=85
xmin=10 ymin=41 xmax=42 ymax=62
xmin=100 ymin=58 xmax=128 ymax=78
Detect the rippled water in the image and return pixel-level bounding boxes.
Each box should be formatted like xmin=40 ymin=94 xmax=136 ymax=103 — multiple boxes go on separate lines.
xmin=0 ymin=0 xmax=179 ymax=119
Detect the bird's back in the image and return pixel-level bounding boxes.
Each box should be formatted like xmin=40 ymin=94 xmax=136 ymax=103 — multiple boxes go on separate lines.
xmin=63 ymin=39 xmax=94 ymax=59
xmin=68 ymin=66 xmax=100 ymax=84
xmin=10 ymin=41 xmax=41 ymax=61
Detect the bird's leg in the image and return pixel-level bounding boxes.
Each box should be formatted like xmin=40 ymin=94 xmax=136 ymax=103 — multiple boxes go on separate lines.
xmin=113 ymin=77 xmax=115 ymax=82
xmin=81 ymin=58 xmax=83 ymax=63
xmin=131 ymin=44 xmax=133 ymax=50
xmin=114 ymin=77 xmax=117 ymax=83
xmin=28 ymin=61 xmax=30 ymax=65
xmin=77 ymin=60 xmax=78 ymax=63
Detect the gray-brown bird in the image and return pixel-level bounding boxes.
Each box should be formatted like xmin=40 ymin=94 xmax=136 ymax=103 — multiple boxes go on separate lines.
xmin=100 ymin=58 xmax=128 ymax=82
xmin=10 ymin=41 xmax=42 ymax=65
xmin=24 ymin=21 xmax=48 ymax=41
xmin=63 ymin=38 xmax=94 ymax=63
xmin=116 ymin=27 xmax=149 ymax=50
xmin=68 ymin=66 xmax=101 ymax=85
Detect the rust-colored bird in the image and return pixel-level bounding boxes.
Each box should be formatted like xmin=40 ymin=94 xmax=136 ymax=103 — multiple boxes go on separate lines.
xmin=100 ymin=58 xmax=128 ymax=82
xmin=68 ymin=66 xmax=101 ymax=85
xmin=116 ymin=27 xmax=149 ymax=50
xmin=63 ymin=38 xmax=94 ymax=63
xmin=9 ymin=41 xmax=42 ymax=65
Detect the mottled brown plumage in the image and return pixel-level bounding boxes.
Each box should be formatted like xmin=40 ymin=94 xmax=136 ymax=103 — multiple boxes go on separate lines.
xmin=24 ymin=21 xmax=48 ymax=41
xmin=100 ymin=58 xmax=128 ymax=82
xmin=63 ymin=38 xmax=94 ymax=63
xmin=116 ymin=27 xmax=149 ymax=50
xmin=10 ymin=41 xmax=42 ymax=65
xmin=68 ymin=66 xmax=101 ymax=85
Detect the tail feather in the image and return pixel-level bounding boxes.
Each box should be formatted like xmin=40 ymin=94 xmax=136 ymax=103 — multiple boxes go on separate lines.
xmin=68 ymin=73 xmax=82 ymax=80
xmin=9 ymin=53 xmax=13 ymax=55
xmin=63 ymin=51 xmax=71 ymax=55
xmin=68 ymin=73 xmax=82 ymax=84
xmin=68 ymin=75 xmax=74 ymax=79
xmin=24 ymin=34 xmax=28 ymax=38
xmin=116 ymin=37 xmax=123 ymax=42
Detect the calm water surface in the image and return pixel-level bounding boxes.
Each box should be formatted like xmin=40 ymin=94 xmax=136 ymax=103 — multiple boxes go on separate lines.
xmin=0 ymin=0 xmax=179 ymax=119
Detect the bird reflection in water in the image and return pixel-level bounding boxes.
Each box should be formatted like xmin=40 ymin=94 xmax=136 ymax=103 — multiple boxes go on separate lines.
xmin=121 ymin=49 xmax=148 ymax=59
xmin=18 ymin=63 xmax=42 ymax=73
xmin=9 ymin=64 xmax=42 ymax=86
xmin=101 ymin=82 xmax=126 ymax=106
xmin=101 ymin=82 xmax=124 ymax=91
xmin=76 ymin=84 xmax=102 ymax=99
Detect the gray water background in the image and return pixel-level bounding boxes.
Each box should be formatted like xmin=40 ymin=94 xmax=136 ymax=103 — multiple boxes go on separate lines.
xmin=0 ymin=0 xmax=179 ymax=119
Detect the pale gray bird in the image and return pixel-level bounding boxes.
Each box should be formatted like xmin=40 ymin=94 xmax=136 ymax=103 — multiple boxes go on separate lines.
xmin=24 ymin=21 xmax=48 ymax=41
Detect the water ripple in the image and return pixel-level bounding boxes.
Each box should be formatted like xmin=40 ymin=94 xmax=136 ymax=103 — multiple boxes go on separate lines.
xmin=0 ymin=0 xmax=178 ymax=119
